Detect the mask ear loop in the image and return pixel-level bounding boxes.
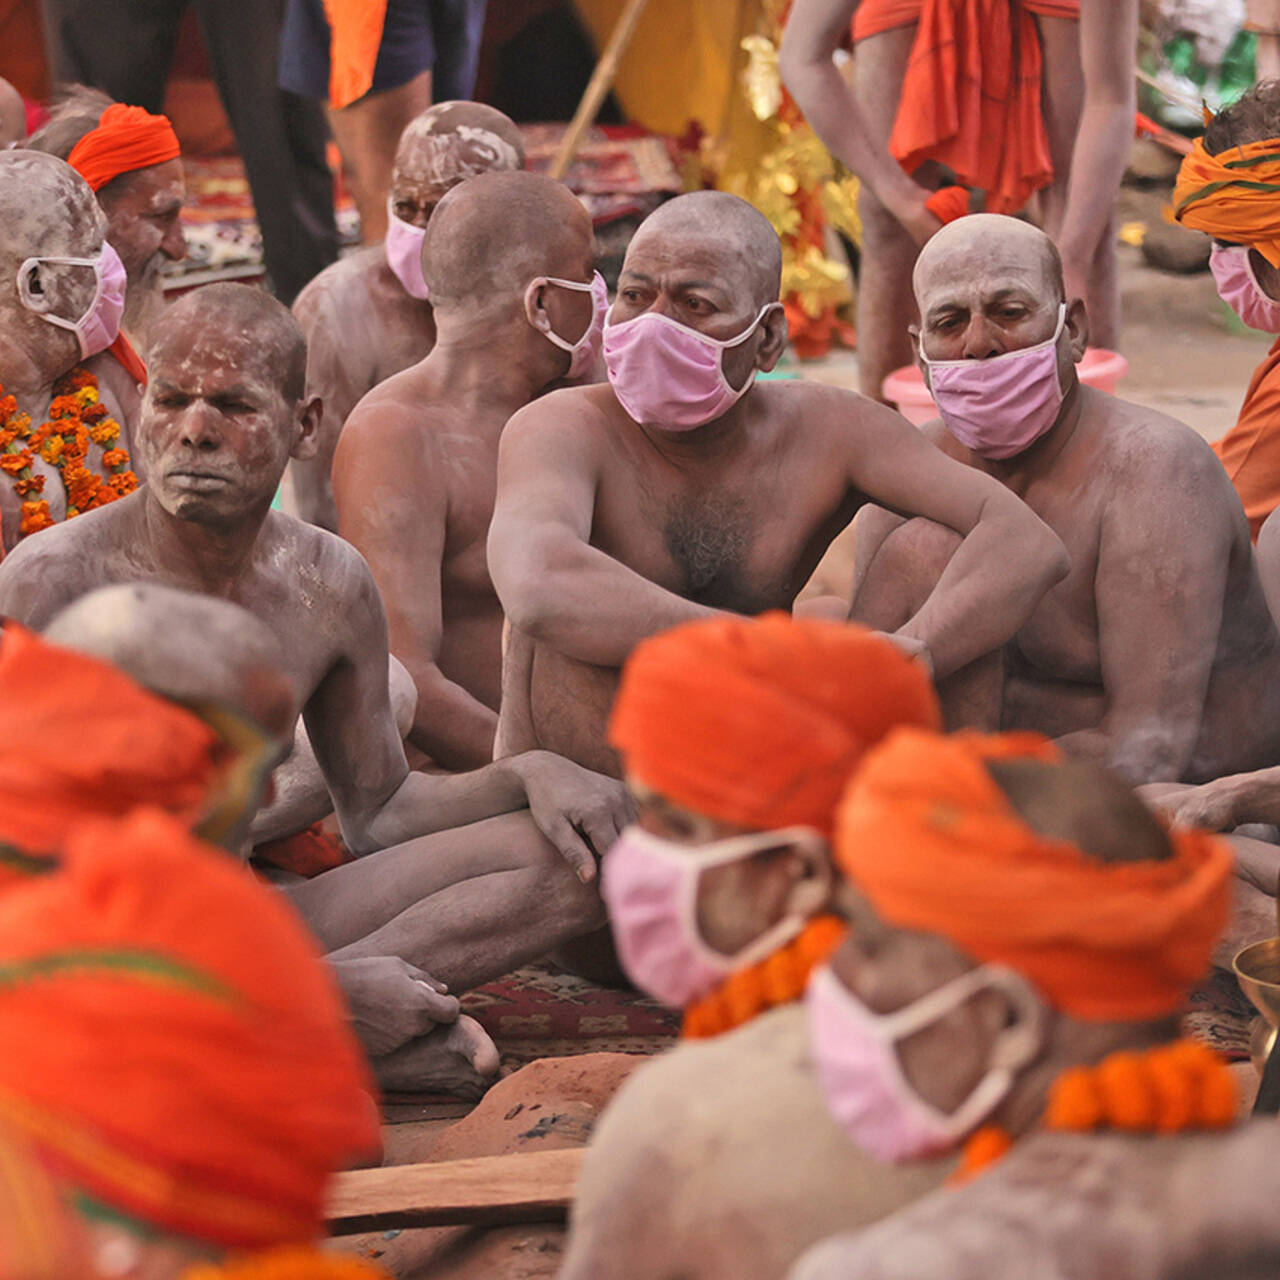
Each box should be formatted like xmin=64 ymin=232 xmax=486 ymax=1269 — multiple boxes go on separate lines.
xmin=16 ymin=253 xmax=106 ymax=353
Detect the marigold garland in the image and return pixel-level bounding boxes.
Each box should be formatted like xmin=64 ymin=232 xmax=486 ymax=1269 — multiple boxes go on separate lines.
xmin=182 ymin=1245 xmax=390 ymax=1279
xmin=682 ymin=915 xmax=847 ymax=1039
xmin=951 ymin=1039 xmax=1237 ymax=1186
xmin=0 ymin=368 xmax=138 ymax=538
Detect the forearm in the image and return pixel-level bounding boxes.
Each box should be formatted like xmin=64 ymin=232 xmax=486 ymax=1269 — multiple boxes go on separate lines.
xmin=406 ymin=663 xmax=498 ymax=772
xmin=897 ymin=518 xmax=1065 ymax=678
xmin=1056 ymin=99 xmax=1133 ymax=270
xmin=249 ymin=722 xmax=334 ymax=845
xmin=1205 ymin=768 xmax=1280 ymax=829
xmin=1053 ymin=720 xmax=1202 ymax=786
xmin=494 ymin=624 xmax=538 ymax=760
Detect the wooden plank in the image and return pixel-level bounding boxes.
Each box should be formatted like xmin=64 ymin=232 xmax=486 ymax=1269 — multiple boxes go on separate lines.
xmin=326 ymin=1148 xmax=585 ymax=1235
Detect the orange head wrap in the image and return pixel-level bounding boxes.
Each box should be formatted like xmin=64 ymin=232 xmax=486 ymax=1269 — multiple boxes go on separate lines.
xmin=925 ymin=185 xmax=973 ymax=225
xmin=66 ymin=102 xmax=181 ymax=193
xmin=0 ymin=808 xmax=378 ymax=1249
xmin=0 ymin=625 xmax=220 ymax=865
xmin=609 ymin=613 xmax=942 ymax=839
xmin=1171 ymin=135 xmax=1280 ymax=266
xmin=834 ymin=729 xmax=1234 ymax=1021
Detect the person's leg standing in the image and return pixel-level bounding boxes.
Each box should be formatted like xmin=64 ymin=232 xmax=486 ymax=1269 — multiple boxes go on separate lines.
xmin=195 ymin=0 xmax=340 ymax=304
xmin=427 ymin=0 xmax=487 ymax=101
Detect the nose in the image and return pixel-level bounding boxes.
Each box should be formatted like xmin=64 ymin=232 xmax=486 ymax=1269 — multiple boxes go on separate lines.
xmin=162 ymin=222 xmax=188 ymax=264
xmin=961 ymin=316 xmax=1003 ymax=360
xmin=178 ymin=402 xmax=222 ymax=451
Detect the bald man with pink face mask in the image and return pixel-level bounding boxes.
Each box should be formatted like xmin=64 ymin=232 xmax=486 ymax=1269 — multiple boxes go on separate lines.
xmin=850 ymin=212 xmax=1280 ymax=789
xmin=487 ymin=191 xmax=1067 ymax=816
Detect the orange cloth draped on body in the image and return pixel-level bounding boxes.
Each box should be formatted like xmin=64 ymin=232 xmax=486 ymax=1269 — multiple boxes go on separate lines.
xmin=1210 ymin=337 xmax=1280 ymax=540
xmin=834 ymin=728 xmax=1233 ymax=1020
xmin=322 ymin=0 xmax=388 ymax=109
xmin=853 ymin=0 xmax=1081 ymax=218
xmin=609 ymin=612 xmax=941 ymax=1037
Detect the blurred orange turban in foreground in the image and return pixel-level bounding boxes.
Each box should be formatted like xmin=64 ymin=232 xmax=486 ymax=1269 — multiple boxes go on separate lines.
xmin=835 ymin=729 xmax=1234 ymax=1021
xmin=0 ymin=809 xmax=378 ymax=1249
xmin=0 ymin=625 xmax=219 ymax=863
xmin=609 ymin=613 xmax=942 ymax=838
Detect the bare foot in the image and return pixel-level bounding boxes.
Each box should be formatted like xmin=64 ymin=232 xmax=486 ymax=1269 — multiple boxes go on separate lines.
xmin=373 ymin=1015 xmax=501 ymax=1099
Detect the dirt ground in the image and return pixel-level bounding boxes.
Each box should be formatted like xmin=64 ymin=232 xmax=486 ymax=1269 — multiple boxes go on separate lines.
xmin=793 ymin=226 xmax=1271 ymax=600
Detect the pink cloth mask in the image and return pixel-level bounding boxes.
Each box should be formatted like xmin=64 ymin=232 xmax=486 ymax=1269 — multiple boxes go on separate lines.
xmin=535 ymin=271 xmax=608 ymax=379
xmin=18 ymin=241 xmax=126 ymax=358
xmin=807 ymin=963 xmax=1042 ymax=1163
xmin=601 ymin=824 xmax=822 ymax=1008
xmin=1210 ymin=244 xmax=1280 ymax=334
xmin=384 ymin=206 xmax=431 ymax=300
xmin=603 ymin=305 xmax=774 ymax=430
xmin=922 ymin=303 xmax=1068 ymax=460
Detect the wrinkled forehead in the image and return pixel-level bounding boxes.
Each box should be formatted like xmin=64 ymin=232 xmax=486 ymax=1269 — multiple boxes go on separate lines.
xmin=914 ymin=235 xmax=1054 ymax=312
xmin=149 ymin=317 xmax=286 ymax=399
xmin=394 ymin=125 xmax=522 ymax=193
xmin=622 ymin=224 xmax=760 ymax=303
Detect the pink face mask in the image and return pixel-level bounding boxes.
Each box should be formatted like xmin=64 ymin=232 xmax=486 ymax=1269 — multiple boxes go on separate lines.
xmin=18 ymin=241 xmax=126 ymax=358
xmin=1210 ymin=244 xmax=1280 ymax=334
xmin=806 ymin=963 xmax=1042 ymax=1163
xmin=601 ymin=824 xmax=822 ymax=1008
xmin=603 ymin=305 xmax=774 ymax=430
xmin=384 ymin=205 xmax=431 ymax=300
xmin=921 ymin=303 xmax=1068 ymax=460
xmin=534 ymin=271 xmax=609 ymax=379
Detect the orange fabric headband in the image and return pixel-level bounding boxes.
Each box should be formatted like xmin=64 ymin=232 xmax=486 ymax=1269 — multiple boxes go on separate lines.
xmin=834 ymin=729 xmax=1233 ymax=1020
xmin=67 ymin=103 xmax=181 ymax=192
xmin=1172 ymin=135 xmax=1280 ymax=266
xmin=610 ymin=613 xmax=941 ymax=838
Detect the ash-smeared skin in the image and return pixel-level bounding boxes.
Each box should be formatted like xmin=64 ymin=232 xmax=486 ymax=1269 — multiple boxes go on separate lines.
xmin=0 ymin=284 xmax=629 ymax=1066
xmin=486 ymin=191 xmax=1067 ymax=778
xmin=0 ymin=151 xmax=138 ymax=552
xmin=0 ymin=77 xmax=24 ymax=147
xmin=334 ymin=171 xmax=596 ymax=772
xmin=288 ymin=102 xmax=525 ymax=531
xmin=850 ymin=213 xmax=1280 ymax=786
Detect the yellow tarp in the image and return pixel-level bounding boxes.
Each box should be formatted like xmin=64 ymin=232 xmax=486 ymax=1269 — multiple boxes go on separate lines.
xmin=573 ymin=0 xmax=762 ymax=140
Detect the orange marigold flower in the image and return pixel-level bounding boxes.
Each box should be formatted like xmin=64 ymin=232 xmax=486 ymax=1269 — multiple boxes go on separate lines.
xmin=19 ymin=501 xmax=54 ymax=535
xmin=0 ymin=452 xmax=29 ymax=476
xmin=74 ymin=385 xmax=98 ymax=408
xmin=1044 ymin=1067 xmax=1103 ymax=1131
xmin=102 ymin=448 xmax=128 ymax=469
xmin=14 ymin=475 xmax=45 ymax=497
xmin=89 ymin=421 xmax=120 ymax=446
xmin=47 ymin=395 xmax=80 ymax=419
xmin=108 ymin=470 xmax=138 ymax=495
xmin=82 ymin=402 xmax=110 ymax=425
xmin=0 ymin=395 xmax=16 ymax=419
xmin=40 ymin=437 xmax=64 ymax=464
xmin=1096 ymin=1052 xmax=1156 ymax=1130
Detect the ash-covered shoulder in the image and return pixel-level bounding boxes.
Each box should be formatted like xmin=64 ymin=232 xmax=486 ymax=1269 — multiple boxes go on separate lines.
xmin=261 ymin=509 xmax=383 ymax=609
xmin=292 ymin=246 xmax=388 ymax=325
xmin=501 ymin=382 xmax=619 ymax=448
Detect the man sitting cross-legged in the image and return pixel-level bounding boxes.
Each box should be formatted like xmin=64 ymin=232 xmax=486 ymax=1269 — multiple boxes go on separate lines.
xmin=789 ymin=729 xmax=1280 ymax=1280
xmin=289 ymin=100 xmax=524 ymax=530
xmin=335 ymin=170 xmax=607 ymax=770
xmin=487 ymin=191 xmax=1068 ymax=782
xmin=558 ymin=613 xmax=953 ymax=1280
xmin=850 ymin=213 xmax=1280 ymax=784
xmin=0 ymin=151 xmax=141 ymax=552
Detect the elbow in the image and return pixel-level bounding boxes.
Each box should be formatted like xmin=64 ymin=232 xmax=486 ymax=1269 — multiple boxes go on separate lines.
xmin=777 ymin=37 xmax=816 ymax=98
xmin=497 ymin=567 xmax=558 ymax=644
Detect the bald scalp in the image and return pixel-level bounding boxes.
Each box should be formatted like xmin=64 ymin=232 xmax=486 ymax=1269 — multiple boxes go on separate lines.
xmin=423 ymin=170 xmax=592 ymax=308
xmin=985 ymin=757 xmax=1174 ymax=866
xmin=632 ymin=192 xmax=783 ymax=307
xmin=45 ymin=583 xmax=296 ymax=738
xmin=395 ymin=99 xmax=524 ymax=176
xmin=0 ymin=151 xmax=104 ymax=271
xmin=913 ymin=213 xmax=1064 ymax=305
xmin=149 ymin=282 xmax=308 ymax=403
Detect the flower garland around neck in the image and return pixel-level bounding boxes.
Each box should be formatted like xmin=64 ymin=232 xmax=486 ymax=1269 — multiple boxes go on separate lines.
xmin=0 ymin=368 xmax=139 ymax=538
xmin=951 ymin=1038 xmax=1238 ymax=1186
xmin=182 ymin=1245 xmax=390 ymax=1279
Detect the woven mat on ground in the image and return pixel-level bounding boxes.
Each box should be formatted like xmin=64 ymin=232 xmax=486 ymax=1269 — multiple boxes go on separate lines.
xmin=1183 ymin=967 xmax=1256 ymax=1061
xmin=462 ymin=962 xmax=680 ymax=1070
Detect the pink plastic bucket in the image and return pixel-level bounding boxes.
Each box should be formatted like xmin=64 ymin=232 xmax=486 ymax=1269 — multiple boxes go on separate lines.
xmin=882 ymin=348 xmax=1130 ymax=426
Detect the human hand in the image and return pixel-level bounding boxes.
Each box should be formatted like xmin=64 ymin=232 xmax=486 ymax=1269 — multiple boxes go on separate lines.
xmin=884 ymin=187 xmax=944 ymax=247
xmin=877 ymin=631 xmax=934 ymax=676
xmin=511 ymin=750 xmax=635 ymax=883
xmin=1139 ymin=780 xmax=1239 ymax=833
xmin=330 ymin=956 xmax=460 ymax=1058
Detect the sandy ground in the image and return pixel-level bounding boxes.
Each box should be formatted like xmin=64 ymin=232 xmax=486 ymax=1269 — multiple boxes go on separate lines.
xmin=792 ymin=239 xmax=1272 ymax=599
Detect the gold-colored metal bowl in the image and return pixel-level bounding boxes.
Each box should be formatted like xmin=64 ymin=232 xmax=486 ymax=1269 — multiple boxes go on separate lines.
xmin=1250 ymin=1017 xmax=1279 ymax=1076
xmin=1233 ymin=937 xmax=1280 ymax=1027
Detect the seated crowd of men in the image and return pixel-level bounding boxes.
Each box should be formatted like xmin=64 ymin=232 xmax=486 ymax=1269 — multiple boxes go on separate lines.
xmin=8 ymin=63 xmax=1280 ymax=1280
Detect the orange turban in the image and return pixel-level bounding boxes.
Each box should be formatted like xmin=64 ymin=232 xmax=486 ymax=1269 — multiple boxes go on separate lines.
xmin=0 ymin=625 xmax=219 ymax=862
xmin=609 ymin=613 xmax=941 ymax=838
xmin=0 ymin=808 xmax=378 ymax=1249
xmin=834 ymin=729 xmax=1234 ymax=1021
xmin=1172 ymin=136 xmax=1280 ymax=267
xmin=67 ymin=102 xmax=181 ymax=193
xmin=925 ymin=185 xmax=972 ymax=225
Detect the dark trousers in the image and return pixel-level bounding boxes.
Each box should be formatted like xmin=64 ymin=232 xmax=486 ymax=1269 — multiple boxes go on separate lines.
xmin=42 ymin=0 xmax=339 ymax=303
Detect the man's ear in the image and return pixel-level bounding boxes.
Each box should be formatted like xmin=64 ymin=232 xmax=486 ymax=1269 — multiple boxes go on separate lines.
xmin=290 ymin=395 xmax=323 ymax=461
xmin=524 ymin=279 xmax=552 ymax=335
xmin=755 ymin=302 xmax=789 ymax=373
xmin=1065 ymin=297 xmax=1089 ymax=361
xmin=909 ymin=324 xmax=930 ymax=391
xmin=782 ymin=839 xmax=836 ymax=919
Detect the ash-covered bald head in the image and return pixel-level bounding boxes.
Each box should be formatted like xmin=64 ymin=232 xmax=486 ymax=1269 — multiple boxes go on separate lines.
xmin=422 ymin=170 xmax=594 ymax=309
xmin=148 ymin=282 xmax=307 ymax=403
xmin=394 ymin=100 xmax=524 ymax=183
xmin=627 ymin=192 xmax=783 ymax=308
xmin=45 ymin=583 xmax=296 ymax=740
xmin=0 ymin=150 xmax=105 ymax=271
xmin=913 ymin=213 xmax=1064 ymax=308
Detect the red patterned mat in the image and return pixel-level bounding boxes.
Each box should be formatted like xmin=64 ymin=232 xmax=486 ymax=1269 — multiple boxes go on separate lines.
xmin=1183 ymin=967 xmax=1255 ymax=1062
xmin=462 ymin=962 xmax=680 ymax=1069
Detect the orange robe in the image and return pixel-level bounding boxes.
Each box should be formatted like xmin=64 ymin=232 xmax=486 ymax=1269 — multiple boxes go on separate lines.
xmin=1211 ymin=338 xmax=1280 ymax=541
xmin=853 ymin=0 xmax=1081 ymax=215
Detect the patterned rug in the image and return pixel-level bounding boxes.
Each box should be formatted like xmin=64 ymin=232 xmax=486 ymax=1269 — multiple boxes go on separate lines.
xmin=462 ymin=962 xmax=680 ymax=1070
xmin=1183 ymin=966 xmax=1256 ymax=1062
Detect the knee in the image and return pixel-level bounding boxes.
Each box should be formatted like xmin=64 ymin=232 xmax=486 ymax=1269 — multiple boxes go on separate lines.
xmin=388 ymin=655 xmax=417 ymax=738
xmin=853 ymin=517 xmax=962 ymax=629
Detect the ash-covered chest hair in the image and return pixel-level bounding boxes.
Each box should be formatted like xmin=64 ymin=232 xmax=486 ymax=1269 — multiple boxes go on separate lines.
xmin=662 ymin=492 xmax=755 ymax=605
